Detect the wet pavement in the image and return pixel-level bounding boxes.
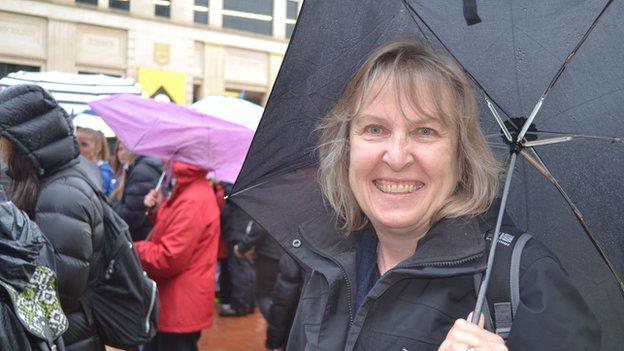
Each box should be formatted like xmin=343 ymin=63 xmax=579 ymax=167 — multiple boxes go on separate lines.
xmin=199 ymin=310 xmax=268 ymax=351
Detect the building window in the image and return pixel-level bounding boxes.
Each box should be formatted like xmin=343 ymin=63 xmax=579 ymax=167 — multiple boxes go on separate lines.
xmin=76 ymin=0 xmax=98 ymax=5
xmin=285 ymin=0 xmax=298 ymax=38
xmin=222 ymin=0 xmax=273 ymax=36
xmin=194 ymin=0 xmax=209 ymax=24
xmin=0 ymin=63 xmax=40 ymax=79
xmin=225 ymin=89 xmax=265 ymax=106
xmin=155 ymin=0 xmax=171 ymax=18
xmin=109 ymin=0 xmax=130 ymax=11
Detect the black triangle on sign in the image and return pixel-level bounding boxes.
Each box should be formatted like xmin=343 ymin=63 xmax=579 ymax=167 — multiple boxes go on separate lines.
xmin=150 ymin=86 xmax=175 ymax=103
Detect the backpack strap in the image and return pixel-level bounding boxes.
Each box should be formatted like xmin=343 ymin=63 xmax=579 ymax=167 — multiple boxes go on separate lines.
xmin=476 ymin=232 xmax=533 ymax=339
xmin=510 ymin=233 xmax=532 ymax=316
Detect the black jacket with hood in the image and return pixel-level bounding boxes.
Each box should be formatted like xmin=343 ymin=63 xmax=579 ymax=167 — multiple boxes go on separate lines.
xmin=112 ymin=156 xmax=162 ymax=241
xmin=0 ymin=85 xmax=105 ymax=351
xmin=266 ymin=253 xmax=303 ymax=350
xmin=276 ymin=212 xmax=601 ymax=351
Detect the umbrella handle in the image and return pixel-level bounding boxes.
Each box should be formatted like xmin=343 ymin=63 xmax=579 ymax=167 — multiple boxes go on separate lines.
xmin=154 ymin=170 xmax=166 ymax=191
xmin=144 ymin=171 xmax=167 ymax=217
xmin=472 ymin=153 xmax=518 ymax=324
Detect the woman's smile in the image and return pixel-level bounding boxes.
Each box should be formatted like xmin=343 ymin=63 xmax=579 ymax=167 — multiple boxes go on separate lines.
xmin=373 ymin=179 xmax=424 ymax=194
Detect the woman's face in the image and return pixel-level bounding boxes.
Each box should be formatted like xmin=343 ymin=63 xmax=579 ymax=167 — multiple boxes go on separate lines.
xmin=76 ymin=131 xmax=99 ymax=162
xmin=117 ymin=142 xmax=134 ymax=165
xmin=348 ymin=83 xmax=459 ymax=237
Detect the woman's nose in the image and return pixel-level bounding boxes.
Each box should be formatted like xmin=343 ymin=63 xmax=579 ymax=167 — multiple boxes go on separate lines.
xmin=381 ymin=135 xmax=414 ymax=171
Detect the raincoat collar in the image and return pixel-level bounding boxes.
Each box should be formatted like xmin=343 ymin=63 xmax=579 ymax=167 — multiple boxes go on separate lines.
xmin=299 ymin=214 xmax=487 ymax=268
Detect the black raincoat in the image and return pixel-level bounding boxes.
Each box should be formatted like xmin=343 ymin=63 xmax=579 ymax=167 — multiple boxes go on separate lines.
xmin=0 ymin=201 xmax=67 ymax=350
xmin=278 ymin=214 xmax=600 ymax=350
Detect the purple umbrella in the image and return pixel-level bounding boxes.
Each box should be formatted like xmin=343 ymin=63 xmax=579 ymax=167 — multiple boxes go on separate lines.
xmin=89 ymin=94 xmax=254 ymax=184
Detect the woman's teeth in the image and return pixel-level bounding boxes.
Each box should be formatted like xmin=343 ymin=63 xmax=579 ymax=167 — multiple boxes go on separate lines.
xmin=374 ymin=181 xmax=423 ymax=194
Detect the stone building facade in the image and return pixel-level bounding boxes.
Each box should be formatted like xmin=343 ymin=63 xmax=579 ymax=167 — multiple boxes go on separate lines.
xmin=0 ymin=0 xmax=301 ymax=105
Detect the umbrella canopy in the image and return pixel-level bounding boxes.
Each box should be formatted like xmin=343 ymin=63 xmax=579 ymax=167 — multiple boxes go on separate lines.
xmin=0 ymin=71 xmax=143 ymax=115
xmin=231 ymin=0 xmax=624 ymax=347
xmin=192 ymin=96 xmax=263 ymax=131
xmin=90 ymin=95 xmax=254 ymax=184
xmin=72 ymin=109 xmax=116 ymax=138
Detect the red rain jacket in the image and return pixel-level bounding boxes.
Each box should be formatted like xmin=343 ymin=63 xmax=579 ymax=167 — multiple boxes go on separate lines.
xmin=135 ymin=162 xmax=220 ymax=333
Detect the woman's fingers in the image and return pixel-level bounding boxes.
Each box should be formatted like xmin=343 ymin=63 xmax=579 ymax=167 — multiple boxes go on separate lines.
xmin=438 ymin=316 xmax=507 ymax=351
xmin=466 ymin=312 xmax=485 ymax=328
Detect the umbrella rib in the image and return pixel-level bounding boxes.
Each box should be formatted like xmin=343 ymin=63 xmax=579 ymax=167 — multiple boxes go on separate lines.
xmin=483 ymin=94 xmax=513 ymax=142
xmin=520 ymin=148 xmax=624 ymax=294
xmin=400 ymin=0 xmax=516 ymax=131
xmin=517 ymin=0 xmax=615 ymax=141
xmin=523 ymin=135 xmax=623 ymax=147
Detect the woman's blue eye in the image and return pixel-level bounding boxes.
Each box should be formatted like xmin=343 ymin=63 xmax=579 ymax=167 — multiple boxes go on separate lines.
xmin=368 ymin=126 xmax=383 ymax=135
xmin=419 ymin=127 xmax=434 ymax=136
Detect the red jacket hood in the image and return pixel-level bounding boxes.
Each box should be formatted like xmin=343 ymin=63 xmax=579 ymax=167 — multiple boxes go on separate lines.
xmin=172 ymin=162 xmax=208 ymax=185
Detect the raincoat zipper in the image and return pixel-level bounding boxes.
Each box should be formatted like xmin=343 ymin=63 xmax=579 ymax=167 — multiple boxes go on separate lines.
xmin=395 ymin=252 xmax=485 ymax=271
xmin=299 ymin=236 xmax=355 ymax=324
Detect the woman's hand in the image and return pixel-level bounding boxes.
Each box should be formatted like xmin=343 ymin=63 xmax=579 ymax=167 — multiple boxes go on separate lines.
xmin=438 ymin=313 xmax=507 ymax=351
xmin=144 ymin=189 xmax=164 ymax=209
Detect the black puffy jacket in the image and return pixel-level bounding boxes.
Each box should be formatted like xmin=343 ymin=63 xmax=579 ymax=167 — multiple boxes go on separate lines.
xmin=112 ymin=156 xmax=162 ymax=241
xmin=0 ymin=85 xmax=106 ymax=351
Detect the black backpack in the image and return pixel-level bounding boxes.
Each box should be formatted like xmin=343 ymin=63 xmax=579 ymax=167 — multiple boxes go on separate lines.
xmin=52 ymin=169 xmax=159 ymax=348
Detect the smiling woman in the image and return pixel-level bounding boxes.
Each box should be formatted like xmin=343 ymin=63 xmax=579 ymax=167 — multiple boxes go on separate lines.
xmin=318 ymin=39 xmax=500 ymax=235
xmin=277 ymin=39 xmax=602 ymax=351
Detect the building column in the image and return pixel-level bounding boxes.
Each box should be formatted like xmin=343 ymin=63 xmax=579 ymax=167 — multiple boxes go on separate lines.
xmin=272 ymin=0 xmax=287 ymax=39
xmin=202 ymin=43 xmax=226 ymax=96
xmin=265 ymin=52 xmax=283 ymax=105
xmin=47 ymin=20 xmax=77 ymax=72
xmin=209 ymin=0 xmax=223 ymax=27
xmin=131 ymin=0 xmax=153 ymax=18
xmin=172 ymin=0 xmax=193 ymax=24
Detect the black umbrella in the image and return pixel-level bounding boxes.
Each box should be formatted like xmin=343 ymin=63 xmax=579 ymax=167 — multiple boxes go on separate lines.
xmin=231 ymin=0 xmax=624 ymax=347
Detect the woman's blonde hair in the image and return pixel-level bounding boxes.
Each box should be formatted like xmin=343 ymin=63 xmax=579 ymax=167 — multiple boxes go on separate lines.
xmin=318 ymin=39 xmax=501 ymax=232
xmin=76 ymin=127 xmax=109 ymax=162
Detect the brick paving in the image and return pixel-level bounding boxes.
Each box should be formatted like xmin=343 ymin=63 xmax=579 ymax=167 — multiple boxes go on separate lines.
xmin=199 ymin=310 xmax=268 ymax=351
xmin=105 ymin=309 xmax=267 ymax=351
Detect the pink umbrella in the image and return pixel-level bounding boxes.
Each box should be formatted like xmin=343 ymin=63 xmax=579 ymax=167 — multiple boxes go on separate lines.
xmin=89 ymin=95 xmax=254 ymax=184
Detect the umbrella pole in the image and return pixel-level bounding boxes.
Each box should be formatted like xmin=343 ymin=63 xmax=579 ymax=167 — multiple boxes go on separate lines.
xmin=154 ymin=170 xmax=166 ymax=191
xmin=472 ymin=153 xmax=518 ymax=324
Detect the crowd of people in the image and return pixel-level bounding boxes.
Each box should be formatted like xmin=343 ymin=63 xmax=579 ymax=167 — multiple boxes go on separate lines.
xmin=0 ymin=37 xmax=603 ymax=351
xmin=0 ymin=84 xmax=295 ymax=351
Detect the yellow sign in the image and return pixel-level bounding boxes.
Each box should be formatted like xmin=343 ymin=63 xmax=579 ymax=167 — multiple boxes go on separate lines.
xmin=138 ymin=68 xmax=187 ymax=105
xmin=153 ymin=43 xmax=170 ymax=65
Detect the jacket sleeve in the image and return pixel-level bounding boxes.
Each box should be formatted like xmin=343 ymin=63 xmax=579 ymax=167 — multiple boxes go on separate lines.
xmin=507 ymin=241 xmax=601 ymax=350
xmin=266 ymin=254 xmax=303 ymax=349
xmin=135 ymin=198 xmax=215 ymax=279
xmin=112 ymin=161 xmax=161 ymax=240
xmin=237 ymin=221 xmax=265 ymax=254
xmin=35 ymin=181 xmax=97 ymax=309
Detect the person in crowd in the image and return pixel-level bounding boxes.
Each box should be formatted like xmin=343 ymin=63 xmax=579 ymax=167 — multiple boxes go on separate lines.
xmin=233 ymin=215 xmax=283 ymax=320
xmin=76 ymin=127 xmax=114 ymax=195
xmin=0 ymin=84 xmax=106 ymax=350
xmin=265 ymin=254 xmax=303 ymax=351
xmin=279 ymin=39 xmax=601 ymax=350
xmin=136 ymin=162 xmax=220 ymax=351
xmin=110 ymin=141 xmax=162 ymax=241
xmin=219 ymin=202 xmax=257 ymax=317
